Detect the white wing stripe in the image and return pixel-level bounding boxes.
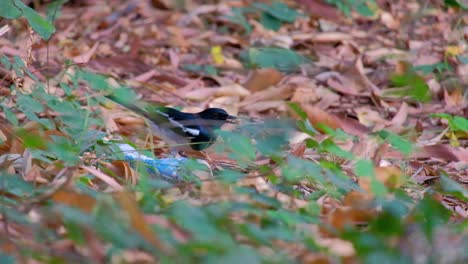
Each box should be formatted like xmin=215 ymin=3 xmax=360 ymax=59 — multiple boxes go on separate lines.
xmin=167 ymin=117 xmax=200 ymax=136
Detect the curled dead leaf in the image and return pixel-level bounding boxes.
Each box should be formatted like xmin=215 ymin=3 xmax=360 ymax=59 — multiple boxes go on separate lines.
xmin=359 ymin=166 xmax=405 ymax=193
xmin=243 ymin=68 xmax=283 ymax=92
xmin=52 ymin=189 xmax=96 ymax=213
xmin=301 ymin=104 xmax=340 ymax=132
xmin=328 ymin=206 xmax=375 ymax=231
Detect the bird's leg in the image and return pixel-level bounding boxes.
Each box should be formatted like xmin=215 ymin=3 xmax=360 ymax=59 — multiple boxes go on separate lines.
xmin=201 ymin=151 xmax=222 ymax=171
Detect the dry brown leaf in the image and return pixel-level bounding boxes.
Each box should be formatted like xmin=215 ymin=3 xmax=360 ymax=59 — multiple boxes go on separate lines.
xmin=457 ymin=63 xmax=468 ymax=85
xmin=72 ymin=41 xmax=99 ymax=64
xmin=185 ymin=84 xmax=250 ymax=101
xmin=327 ymin=206 xmax=375 ymax=230
xmin=80 ymin=165 xmax=124 ymax=191
xmin=380 ymin=12 xmax=400 ymax=30
xmin=294 ymin=32 xmax=352 ymax=43
xmin=301 ymin=104 xmax=340 ymax=132
xmin=327 ymin=77 xmax=366 ymax=97
xmin=296 ymin=0 xmax=341 ymax=21
xmin=444 ymin=88 xmax=465 ymax=107
xmin=354 ymin=106 xmax=386 ymax=128
xmin=315 ymin=238 xmax=355 ymax=257
xmin=375 ymin=166 xmax=406 ymax=189
xmin=342 ymin=191 xmax=373 ymax=208
xmin=114 ymin=191 xmax=172 ymax=253
xmin=52 ymin=189 xmax=96 ymax=213
xmin=413 ymin=55 xmax=441 ymax=66
xmin=413 ymin=144 xmax=463 ymax=162
xmin=390 ymin=102 xmax=408 ymax=127
xmin=242 ymin=100 xmax=288 ymax=113
xmin=240 ymin=84 xmax=294 ymax=107
xmin=359 ymin=166 xmax=405 ymax=193
xmin=290 ymin=84 xmax=320 ymax=106
xmin=23 ymin=164 xmax=44 ymax=183
xmin=364 ymin=48 xmax=407 ymax=64
xmin=107 ymin=160 xmax=137 ymax=185
xmin=243 ymin=68 xmax=283 ymax=92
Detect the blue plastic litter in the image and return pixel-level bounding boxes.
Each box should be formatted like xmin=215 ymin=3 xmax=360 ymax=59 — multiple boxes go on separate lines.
xmin=116 ymin=143 xmax=189 ymax=181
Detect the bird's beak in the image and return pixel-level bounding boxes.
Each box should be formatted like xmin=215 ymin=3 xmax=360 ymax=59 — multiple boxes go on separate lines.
xmin=226 ymin=115 xmax=238 ymax=124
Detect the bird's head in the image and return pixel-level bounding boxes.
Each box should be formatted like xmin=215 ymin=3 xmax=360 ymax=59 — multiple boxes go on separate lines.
xmin=198 ymin=108 xmax=237 ymax=124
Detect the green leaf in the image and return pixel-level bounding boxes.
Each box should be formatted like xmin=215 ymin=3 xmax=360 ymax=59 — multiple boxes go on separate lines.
xmin=452 ymin=116 xmax=468 ymax=131
xmin=354 ymin=159 xmax=375 ymax=177
xmin=252 ymin=2 xmax=300 ymax=23
xmin=78 ymin=130 xmax=106 ymax=153
xmin=181 ymin=64 xmax=218 ymax=76
xmin=0 ymin=0 xmax=21 ymax=18
xmin=46 ymin=0 xmax=67 ymax=23
xmin=59 ymin=82 xmax=73 ymax=96
xmin=225 ymin=7 xmax=252 ymax=35
xmin=287 ymin=102 xmax=308 ymax=120
xmin=16 ymin=128 xmax=47 ymax=149
xmin=412 ymin=62 xmax=452 ymax=74
xmin=239 ymin=47 xmax=309 ymax=73
xmin=0 ymin=252 xmax=15 ymax=264
xmin=204 ymin=245 xmax=262 ymax=264
xmin=79 ymin=70 xmax=111 ymax=91
xmin=320 ymin=138 xmax=354 ymax=159
xmin=64 ymin=221 xmax=86 ymax=245
xmin=260 ymin=12 xmax=282 ymax=31
xmin=1 ymin=104 xmax=18 ymax=126
xmin=370 ymin=178 xmax=388 ymax=197
xmin=413 ymin=195 xmax=451 ymax=240
xmin=369 ymin=210 xmax=403 ymax=236
xmin=432 ymin=113 xmax=468 ymax=132
xmin=389 ymin=72 xmax=431 ymax=102
xmin=445 ymin=0 xmax=468 ymax=9
xmin=219 ymin=131 xmax=256 ymax=168
xmin=238 ymin=118 xmax=293 ymax=157
xmin=355 ymin=0 xmax=376 ymax=16
xmin=48 ymin=135 xmax=81 ymax=165
xmin=217 ymin=169 xmax=246 ymax=183
xmin=281 ymin=156 xmax=324 ymax=183
xmin=377 ymin=130 xmax=413 ymax=155
xmin=17 ymin=93 xmax=44 ymax=113
xmin=0 ymin=55 xmax=12 ymax=70
xmin=170 ymin=201 xmax=231 ymax=242
xmin=0 ymin=173 xmax=34 ymax=196
xmin=325 ymin=0 xmax=377 ymax=17
xmin=14 ymin=0 xmax=55 ymax=40
xmin=11 ymin=55 xmax=25 ymax=77
xmin=439 ymin=175 xmax=468 ymax=201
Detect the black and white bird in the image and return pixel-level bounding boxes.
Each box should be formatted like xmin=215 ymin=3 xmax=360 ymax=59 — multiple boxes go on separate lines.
xmin=105 ymin=94 xmax=237 ymax=152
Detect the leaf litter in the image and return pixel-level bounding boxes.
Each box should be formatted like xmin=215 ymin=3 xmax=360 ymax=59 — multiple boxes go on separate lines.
xmin=0 ymin=0 xmax=467 ymax=263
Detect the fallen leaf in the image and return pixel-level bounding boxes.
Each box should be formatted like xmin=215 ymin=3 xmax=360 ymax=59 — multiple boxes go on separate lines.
xmin=114 ymin=191 xmax=172 ymax=253
xmin=390 ymin=102 xmax=408 ymax=127
xmin=52 ymin=189 xmax=96 ymax=213
xmin=243 ymin=68 xmax=283 ymax=92
xmin=380 ymin=12 xmax=400 ymax=29
xmin=301 ymin=104 xmax=340 ymax=132
xmin=80 ymin=165 xmax=124 ymax=191
xmin=72 ymin=42 xmax=100 ymax=64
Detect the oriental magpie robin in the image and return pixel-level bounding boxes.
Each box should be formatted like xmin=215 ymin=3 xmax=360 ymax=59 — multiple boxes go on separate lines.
xmin=105 ymin=95 xmax=237 ymax=151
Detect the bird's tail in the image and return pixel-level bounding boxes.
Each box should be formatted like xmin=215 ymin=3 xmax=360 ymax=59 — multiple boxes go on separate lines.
xmin=105 ymin=94 xmax=150 ymax=118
